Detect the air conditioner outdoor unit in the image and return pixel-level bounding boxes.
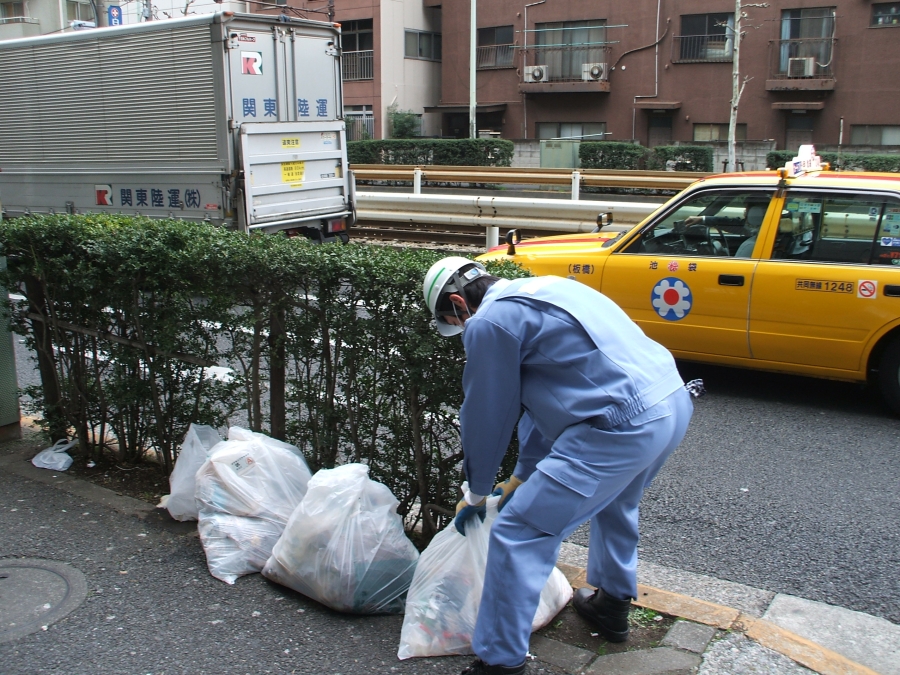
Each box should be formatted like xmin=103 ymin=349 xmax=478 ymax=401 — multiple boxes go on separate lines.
xmin=788 ymin=57 xmax=816 ymax=78
xmin=524 ymin=65 xmax=549 ymax=83
xmin=581 ymin=63 xmax=608 ymax=81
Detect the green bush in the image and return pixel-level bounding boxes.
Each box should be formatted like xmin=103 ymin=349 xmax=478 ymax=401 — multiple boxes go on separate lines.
xmin=579 ymin=142 xmax=646 ymax=170
xmin=0 ymin=215 xmax=530 ymax=541
xmin=387 ymin=104 xmax=422 ymax=139
xmin=648 ymin=145 xmax=714 ymax=172
xmin=347 ymin=138 xmax=514 ymax=167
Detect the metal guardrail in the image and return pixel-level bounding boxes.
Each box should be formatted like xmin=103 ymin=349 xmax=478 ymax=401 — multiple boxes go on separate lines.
xmin=350 ymin=165 xmax=710 ymax=191
xmin=354 ymin=192 xmax=662 ymax=249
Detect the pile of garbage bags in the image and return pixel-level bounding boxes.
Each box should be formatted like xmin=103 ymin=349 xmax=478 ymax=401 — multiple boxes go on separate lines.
xmin=159 ymin=425 xmax=571 ymax=656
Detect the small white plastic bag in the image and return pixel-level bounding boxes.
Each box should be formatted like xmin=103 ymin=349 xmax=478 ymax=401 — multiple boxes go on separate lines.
xmin=31 ymin=439 xmax=77 ymax=471
xmin=196 ymin=427 xmax=312 ymax=584
xmin=163 ymin=424 xmax=223 ymax=522
xmin=397 ymin=493 xmax=572 ymax=659
xmin=262 ymin=463 xmax=419 ymax=614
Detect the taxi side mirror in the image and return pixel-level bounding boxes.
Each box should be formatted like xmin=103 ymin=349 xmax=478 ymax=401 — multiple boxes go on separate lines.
xmin=593 ymin=212 xmax=613 ymax=233
xmin=506 ymin=229 xmax=521 ymax=256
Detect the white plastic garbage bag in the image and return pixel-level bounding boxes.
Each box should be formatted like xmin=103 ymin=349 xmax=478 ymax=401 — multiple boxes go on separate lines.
xmin=31 ymin=439 xmax=77 ymax=471
xmin=196 ymin=427 xmax=312 ymax=584
xmin=163 ymin=424 xmax=223 ymax=522
xmin=262 ymin=463 xmax=419 ymax=614
xmin=397 ymin=493 xmax=572 ymax=659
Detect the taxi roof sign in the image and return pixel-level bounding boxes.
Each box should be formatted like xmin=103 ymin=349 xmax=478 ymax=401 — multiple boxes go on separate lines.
xmin=784 ymin=145 xmax=824 ymax=178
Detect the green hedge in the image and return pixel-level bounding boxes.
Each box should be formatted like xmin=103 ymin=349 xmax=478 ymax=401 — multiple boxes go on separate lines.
xmin=647 ymin=145 xmax=715 ymax=172
xmin=0 ymin=215 xmax=528 ymax=541
xmin=578 ymin=142 xmax=646 ymax=170
xmin=347 ymin=138 xmax=514 ymax=166
xmin=766 ymin=150 xmax=900 ymax=172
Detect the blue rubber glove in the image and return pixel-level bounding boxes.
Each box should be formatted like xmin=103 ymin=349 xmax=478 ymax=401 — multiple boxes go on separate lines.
xmin=454 ymin=496 xmax=487 ymax=536
xmin=491 ymin=475 xmax=523 ymax=511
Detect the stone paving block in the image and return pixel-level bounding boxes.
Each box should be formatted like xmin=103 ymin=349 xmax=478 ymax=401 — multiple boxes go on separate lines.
xmin=529 ymin=634 xmax=596 ymax=673
xmin=582 ymin=647 xmax=701 ymax=675
xmin=660 ymin=620 xmax=718 ymax=654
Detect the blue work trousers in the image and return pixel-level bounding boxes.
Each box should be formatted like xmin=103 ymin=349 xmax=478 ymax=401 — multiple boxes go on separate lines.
xmin=471 ymin=387 xmax=693 ymax=667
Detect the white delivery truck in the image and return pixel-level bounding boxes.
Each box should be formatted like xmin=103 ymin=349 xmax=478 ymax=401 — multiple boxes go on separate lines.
xmin=0 ymin=12 xmax=355 ymax=241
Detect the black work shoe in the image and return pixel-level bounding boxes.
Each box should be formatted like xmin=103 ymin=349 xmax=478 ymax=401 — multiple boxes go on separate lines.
xmin=460 ymin=657 xmax=526 ymax=675
xmin=572 ymin=587 xmax=632 ymax=643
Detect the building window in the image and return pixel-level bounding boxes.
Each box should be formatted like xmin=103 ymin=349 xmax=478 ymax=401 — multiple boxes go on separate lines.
xmin=477 ymin=25 xmax=515 ymax=69
xmin=345 ymin=105 xmax=375 ymax=141
xmin=66 ymin=1 xmax=92 ymax=22
xmin=693 ymin=123 xmax=747 ymax=142
xmin=342 ymin=19 xmax=373 ymax=52
xmin=778 ymin=7 xmax=835 ymax=77
xmin=675 ymin=13 xmax=734 ymax=62
xmin=404 ymin=30 xmax=442 ymax=61
xmin=872 ymin=3 xmax=900 ymax=26
xmin=537 ymin=122 xmax=607 ymax=140
xmin=341 ymin=20 xmax=374 ymax=81
xmin=533 ymin=20 xmax=607 ymax=81
xmin=0 ymin=1 xmax=24 ymax=19
xmin=850 ymin=125 xmax=900 ymax=145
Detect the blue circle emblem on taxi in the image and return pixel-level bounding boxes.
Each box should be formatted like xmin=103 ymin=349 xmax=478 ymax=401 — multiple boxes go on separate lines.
xmin=651 ymin=277 xmax=693 ymax=321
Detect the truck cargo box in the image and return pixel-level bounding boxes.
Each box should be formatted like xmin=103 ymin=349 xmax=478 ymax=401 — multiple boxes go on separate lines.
xmin=0 ymin=12 xmax=354 ymax=240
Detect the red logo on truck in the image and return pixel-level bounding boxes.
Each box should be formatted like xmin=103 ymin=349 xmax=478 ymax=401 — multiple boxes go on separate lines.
xmin=241 ymin=52 xmax=262 ymax=75
xmin=95 ymin=185 xmax=113 ymax=206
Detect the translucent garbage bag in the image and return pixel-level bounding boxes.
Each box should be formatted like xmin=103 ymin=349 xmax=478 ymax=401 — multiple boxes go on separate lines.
xmin=197 ymin=512 xmax=284 ymax=584
xmin=164 ymin=424 xmax=223 ymax=522
xmin=262 ymin=463 xmax=419 ymax=614
xmin=196 ymin=427 xmax=312 ymax=584
xmin=31 ymin=439 xmax=77 ymax=471
xmin=397 ymin=494 xmax=572 ymax=659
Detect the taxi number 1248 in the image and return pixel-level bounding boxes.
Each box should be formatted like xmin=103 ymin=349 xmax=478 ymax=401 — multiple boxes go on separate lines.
xmin=795 ymin=279 xmax=854 ymax=293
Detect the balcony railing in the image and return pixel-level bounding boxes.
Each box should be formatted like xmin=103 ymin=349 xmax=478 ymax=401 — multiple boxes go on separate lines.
xmin=346 ymin=114 xmax=375 ymax=141
xmin=477 ymin=44 xmax=515 ymax=69
xmin=342 ymin=50 xmax=374 ymax=81
xmin=769 ymin=38 xmax=835 ymax=80
xmin=671 ymin=34 xmax=733 ymax=63
xmin=0 ymin=15 xmax=39 ymax=24
xmin=523 ymin=45 xmax=612 ymax=83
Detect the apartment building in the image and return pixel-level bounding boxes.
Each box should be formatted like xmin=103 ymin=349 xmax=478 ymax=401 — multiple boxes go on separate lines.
xmin=433 ymin=0 xmax=900 ymax=150
xmin=289 ymin=0 xmax=442 ymax=139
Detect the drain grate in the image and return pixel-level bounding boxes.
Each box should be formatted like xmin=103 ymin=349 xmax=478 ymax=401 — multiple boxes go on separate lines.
xmin=0 ymin=558 xmax=87 ymax=643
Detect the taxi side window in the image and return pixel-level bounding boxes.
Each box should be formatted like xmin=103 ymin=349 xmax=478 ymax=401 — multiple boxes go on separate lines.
xmin=620 ymin=189 xmax=774 ymax=257
xmin=774 ymin=192 xmax=896 ymax=265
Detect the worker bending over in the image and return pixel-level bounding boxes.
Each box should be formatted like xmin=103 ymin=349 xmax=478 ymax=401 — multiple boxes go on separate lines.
xmin=422 ymin=258 xmax=694 ymax=675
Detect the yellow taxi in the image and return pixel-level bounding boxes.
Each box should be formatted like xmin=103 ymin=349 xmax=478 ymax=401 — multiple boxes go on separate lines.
xmin=478 ymin=147 xmax=900 ymax=414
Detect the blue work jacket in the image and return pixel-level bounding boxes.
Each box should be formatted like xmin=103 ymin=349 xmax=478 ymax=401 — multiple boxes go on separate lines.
xmin=459 ymin=276 xmax=684 ymax=496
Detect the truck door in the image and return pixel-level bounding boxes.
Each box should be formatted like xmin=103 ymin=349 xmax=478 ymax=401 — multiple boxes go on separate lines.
xmin=227 ymin=19 xmax=350 ymax=233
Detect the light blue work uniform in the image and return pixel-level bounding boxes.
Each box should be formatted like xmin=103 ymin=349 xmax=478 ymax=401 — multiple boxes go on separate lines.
xmin=457 ymin=276 xmax=693 ymax=668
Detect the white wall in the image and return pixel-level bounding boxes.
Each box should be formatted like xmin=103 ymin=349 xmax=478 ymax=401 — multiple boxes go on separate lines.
xmin=379 ymin=0 xmax=441 ymax=137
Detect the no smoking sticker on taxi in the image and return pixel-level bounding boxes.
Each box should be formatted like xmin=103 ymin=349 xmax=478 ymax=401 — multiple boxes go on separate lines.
xmin=857 ymin=280 xmax=878 ymax=299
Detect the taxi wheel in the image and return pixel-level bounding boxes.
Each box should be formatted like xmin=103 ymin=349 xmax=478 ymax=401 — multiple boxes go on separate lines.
xmin=878 ymin=338 xmax=900 ymax=416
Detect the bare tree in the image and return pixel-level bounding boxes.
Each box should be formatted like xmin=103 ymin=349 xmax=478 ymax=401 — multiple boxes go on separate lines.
xmin=162 ymin=0 xmax=195 ymax=18
xmin=727 ymin=1 xmax=769 ymax=172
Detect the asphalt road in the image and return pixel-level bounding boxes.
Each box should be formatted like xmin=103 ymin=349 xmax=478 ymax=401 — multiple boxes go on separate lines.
xmin=10 ymin=331 xmax=900 ymax=625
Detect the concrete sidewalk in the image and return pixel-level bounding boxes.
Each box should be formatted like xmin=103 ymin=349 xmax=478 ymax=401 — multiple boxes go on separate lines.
xmin=1 ymin=434 xmax=896 ymax=675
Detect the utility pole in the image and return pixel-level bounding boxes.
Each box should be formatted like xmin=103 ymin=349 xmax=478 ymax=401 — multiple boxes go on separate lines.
xmin=469 ymin=0 xmax=477 ymax=139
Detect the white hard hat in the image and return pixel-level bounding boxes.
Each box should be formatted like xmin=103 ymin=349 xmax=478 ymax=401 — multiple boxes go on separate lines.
xmin=423 ymin=257 xmax=487 ymax=336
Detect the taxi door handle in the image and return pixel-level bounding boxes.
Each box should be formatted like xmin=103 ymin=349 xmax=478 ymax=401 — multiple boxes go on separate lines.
xmin=885 ymin=285 xmax=900 ymax=297
xmin=718 ymin=274 xmax=745 ymax=287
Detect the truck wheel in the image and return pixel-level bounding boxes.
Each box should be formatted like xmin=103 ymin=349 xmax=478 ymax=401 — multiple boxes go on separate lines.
xmin=878 ymin=337 xmax=900 ymax=415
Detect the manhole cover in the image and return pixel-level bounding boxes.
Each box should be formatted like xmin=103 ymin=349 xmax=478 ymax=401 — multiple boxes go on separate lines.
xmin=0 ymin=558 xmax=87 ymax=643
